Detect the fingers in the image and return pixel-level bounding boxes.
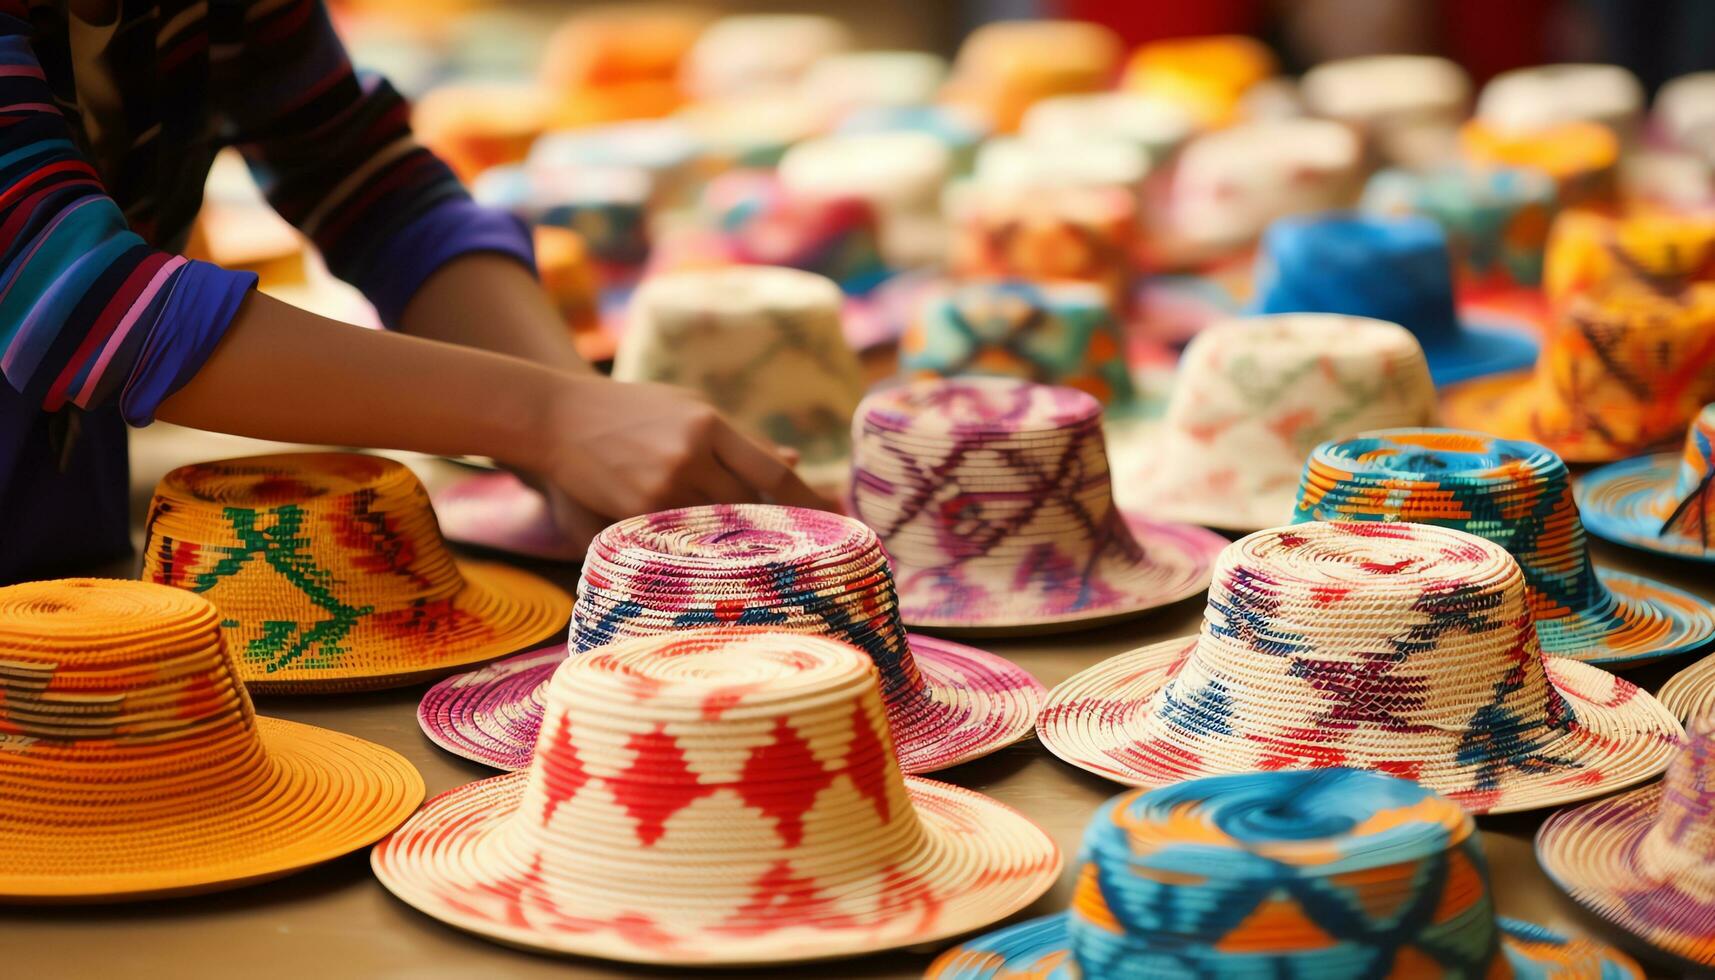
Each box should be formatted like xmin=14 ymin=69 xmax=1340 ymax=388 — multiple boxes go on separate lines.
xmin=710 ymin=420 xmax=833 ymax=511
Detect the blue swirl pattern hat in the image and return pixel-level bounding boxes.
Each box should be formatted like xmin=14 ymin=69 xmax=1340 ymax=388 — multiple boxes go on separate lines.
xmin=929 ymin=769 xmax=1641 ymax=979
xmin=1251 ymin=212 xmax=1539 ymax=385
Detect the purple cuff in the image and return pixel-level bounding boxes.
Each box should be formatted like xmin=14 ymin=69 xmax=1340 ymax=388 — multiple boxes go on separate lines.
xmin=119 ymin=260 xmax=258 ymax=427
xmin=357 ymin=200 xmax=537 ymax=329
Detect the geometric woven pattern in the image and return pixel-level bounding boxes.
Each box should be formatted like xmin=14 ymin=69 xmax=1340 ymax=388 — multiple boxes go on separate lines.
xmin=1038 ymin=521 xmax=1685 ymax=813
xmin=1578 ymin=403 xmax=1715 ymax=562
xmin=139 ymin=453 xmax=571 ymax=693
xmin=1295 ymin=428 xmax=1715 ymax=665
xmin=1538 ymin=719 xmax=1715 ymax=968
xmin=375 ymin=630 xmax=1061 ymax=965
xmin=1542 ymin=211 xmax=1715 ymax=309
xmin=947 ymin=184 xmax=1136 ymax=316
xmin=1363 ymin=164 xmax=1558 ymax=287
xmin=930 ymin=769 xmax=1641 ymax=979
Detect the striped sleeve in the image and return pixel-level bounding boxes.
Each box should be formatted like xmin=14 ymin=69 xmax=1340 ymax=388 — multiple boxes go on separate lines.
xmin=0 ymin=15 xmax=255 ymax=425
xmin=221 ymin=0 xmax=534 ymax=328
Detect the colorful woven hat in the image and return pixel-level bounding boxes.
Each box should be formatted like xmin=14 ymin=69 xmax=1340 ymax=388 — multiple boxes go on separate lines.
xmin=1123 ymin=314 xmax=1439 ymax=532
xmin=472 ymin=163 xmax=652 ymax=268
xmin=947 ymin=182 xmax=1137 ymax=315
xmin=0 ymin=579 xmax=423 ymax=901
xmin=429 ymin=470 xmax=586 ymax=562
xmin=1442 ymin=283 xmax=1715 ymax=462
xmin=1020 ymin=92 xmax=1195 ymax=165
xmin=1661 ymin=652 xmax=1715 ymax=722
xmin=421 ymin=504 xmax=1044 ymax=773
xmin=686 ymin=169 xmax=892 ymax=298
xmin=1459 ymin=120 xmax=1619 ymax=209
xmin=849 ymin=378 xmax=1223 ymax=633
xmin=681 ymin=13 xmax=852 ymax=100
xmin=778 ymin=131 xmax=950 ymax=269
xmin=1362 ymin=164 xmax=1558 ymax=288
xmin=1251 ymin=213 xmax=1540 ymax=385
xmin=1161 ymin=119 xmax=1363 ymax=260
xmin=140 ymin=453 xmax=572 ymax=692
xmin=1121 ymin=34 xmax=1276 ymax=128
xmin=379 ymin=630 xmax=1060 ymax=964
xmin=1301 ymin=55 xmax=1471 ymax=168
xmin=929 ymin=769 xmax=1642 ymax=979
xmin=1542 ymin=210 xmax=1715 ymax=308
xmin=1476 ymin=63 xmax=1643 ymax=139
xmin=612 ymin=266 xmax=867 ymax=487
xmin=1537 ymin=718 xmax=1715 ymax=969
xmin=900 ymin=280 xmax=1139 ymax=412
xmin=1578 ymin=403 xmax=1715 ymax=564
xmin=944 ymin=19 xmax=1122 ymax=132
xmin=1037 ymin=520 xmax=1684 ymax=813
xmin=1294 ymin=428 xmax=1715 ymax=665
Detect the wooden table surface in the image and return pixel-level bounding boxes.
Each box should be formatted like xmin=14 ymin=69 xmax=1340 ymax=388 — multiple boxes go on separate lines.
xmin=1 ymin=424 xmax=1707 ymax=979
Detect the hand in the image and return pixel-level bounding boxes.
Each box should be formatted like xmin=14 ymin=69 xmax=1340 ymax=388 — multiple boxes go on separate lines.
xmin=529 ymin=376 xmax=833 ymax=521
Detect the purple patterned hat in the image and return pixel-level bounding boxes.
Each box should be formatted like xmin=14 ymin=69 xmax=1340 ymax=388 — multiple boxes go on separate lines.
xmin=849 ymin=378 xmax=1224 ymax=634
xmin=1537 ymin=718 xmax=1715 ymax=968
xmin=419 ymin=504 xmax=1044 ymax=773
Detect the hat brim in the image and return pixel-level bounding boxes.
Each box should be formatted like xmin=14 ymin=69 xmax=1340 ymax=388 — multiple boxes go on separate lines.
xmin=0 ymin=717 xmax=424 ymax=902
xmin=1536 ymin=568 xmax=1715 ymax=666
xmin=1420 ymin=315 xmax=1541 ymax=387
xmin=418 ymin=634 xmax=1045 ymax=774
xmin=240 ymin=559 xmax=573 ymax=693
xmin=924 ymin=911 xmax=1641 ymax=978
xmin=1576 ymin=454 xmax=1714 ymax=563
xmin=371 ymin=770 xmax=1060 ymax=966
xmin=1658 ymin=653 xmax=1715 ymax=723
xmin=1537 ymin=781 xmax=1715 ymax=968
xmin=1036 ymin=637 xmax=1682 ymax=814
xmin=1440 ymin=371 xmax=1683 ymax=464
xmin=892 ymin=513 xmax=1226 ymax=635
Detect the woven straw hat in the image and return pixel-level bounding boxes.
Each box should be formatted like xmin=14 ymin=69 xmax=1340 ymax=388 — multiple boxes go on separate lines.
xmin=947 ymin=182 xmax=1136 ymax=316
xmin=802 ymin=50 xmax=948 ymax=113
xmin=1657 ymin=71 xmax=1715 ymax=155
xmin=930 ymin=769 xmax=1641 ymax=979
xmin=1442 ymin=283 xmax=1715 ymax=462
xmin=0 ymin=579 xmax=423 ymax=901
xmin=1123 ymin=314 xmax=1439 ymax=532
xmin=378 ymin=629 xmax=1060 ymax=965
xmin=1537 ymin=718 xmax=1715 ymax=969
xmin=689 ymin=168 xmax=891 ymax=296
xmin=613 ymin=266 xmax=866 ymax=487
xmin=1250 ymin=213 xmax=1540 ymax=385
xmin=1362 ymin=164 xmax=1558 ymax=288
xmin=1476 ymin=63 xmax=1642 ymax=138
xmin=1661 ymin=652 xmax=1715 ymax=722
xmin=681 ymin=13 xmax=851 ymax=100
xmin=1037 ymin=521 xmax=1684 ymax=813
xmin=849 ymin=378 xmax=1224 ymax=634
xmin=1301 ymin=55 xmax=1470 ymax=167
xmin=1121 ymin=35 xmax=1276 ymax=127
xmin=419 ymin=503 xmax=1044 ymax=773
xmin=900 ymin=280 xmax=1141 ymax=412
xmin=944 ymin=19 xmax=1121 ymax=132
xmin=1020 ymin=92 xmax=1195 ymax=165
xmin=140 ymin=453 xmax=571 ymax=693
xmin=1294 ymin=428 xmax=1715 ymax=666
xmin=1459 ymin=120 xmax=1619 ymax=209
xmin=1542 ymin=210 xmax=1715 ymax=308
xmin=1577 ymin=403 xmax=1715 ymax=563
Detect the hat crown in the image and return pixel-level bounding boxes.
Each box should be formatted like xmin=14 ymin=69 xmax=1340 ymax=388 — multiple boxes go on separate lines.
xmin=1254 ymin=213 xmax=1462 ymax=344
xmin=1665 ymin=404 xmax=1715 ymax=545
xmin=513 ymin=630 xmax=923 ymax=911
xmin=1066 ymin=769 xmax=1504 ymax=976
xmin=1360 ymin=165 xmax=1555 ymax=286
xmin=1544 ymin=211 xmax=1715 ymax=303
xmin=0 ymin=579 xmax=270 ymax=823
xmin=1295 ymin=428 xmax=1610 ymax=625
xmin=575 ymin=505 xmax=923 ymax=700
xmin=1164 ymin=522 xmax=1572 ymax=775
xmin=1638 ymin=721 xmax=1715 ymax=881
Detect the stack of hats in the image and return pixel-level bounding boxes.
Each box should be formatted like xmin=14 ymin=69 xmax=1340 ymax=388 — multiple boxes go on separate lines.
xmin=1443 ymin=282 xmax=1715 ymax=461
xmin=1123 ymin=314 xmax=1438 ymax=531
xmin=140 ymin=453 xmax=572 ymax=692
xmin=931 ymin=769 xmax=1642 ymax=978
xmin=900 ymin=279 xmax=1139 ymax=410
xmin=1362 ymin=164 xmax=1558 ymax=287
xmin=1037 ymin=520 xmax=1683 ymax=813
xmin=1459 ymin=119 xmax=1620 ymax=209
xmin=942 ymin=19 xmax=1122 ymax=132
xmin=381 ymin=630 xmax=1060 ymax=965
xmin=1579 ymin=403 xmax=1715 ymax=563
xmin=947 ymin=182 xmax=1136 ymax=314
xmin=0 ymin=579 xmax=423 ymax=901
xmin=1294 ymin=428 xmax=1715 ymax=664
xmin=1538 ymin=718 xmax=1715 ymax=970
xmin=1301 ymin=54 xmax=1472 ymax=168
xmin=421 ymin=504 xmax=1044 ymax=774
xmin=849 ymin=378 xmax=1223 ymax=633
xmin=613 ymin=265 xmax=867 ymax=486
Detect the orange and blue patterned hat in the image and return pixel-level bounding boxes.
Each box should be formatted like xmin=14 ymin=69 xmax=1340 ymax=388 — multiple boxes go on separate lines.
xmin=1577 ymin=403 xmax=1715 ymax=564
xmin=929 ymin=769 xmax=1640 ymax=979
xmin=1294 ymin=428 xmax=1715 ymax=665
xmin=141 ymin=453 xmax=572 ymax=693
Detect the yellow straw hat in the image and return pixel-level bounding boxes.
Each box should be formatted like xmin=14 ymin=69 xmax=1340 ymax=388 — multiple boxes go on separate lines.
xmin=141 ymin=453 xmax=572 ymax=693
xmin=0 ymin=579 xmax=424 ymax=902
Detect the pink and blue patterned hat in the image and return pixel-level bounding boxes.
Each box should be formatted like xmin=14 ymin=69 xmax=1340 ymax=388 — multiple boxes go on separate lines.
xmin=1577 ymin=403 xmax=1715 ymax=564
xmin=930 ymin=769 xmax=1641 ymax=979
xmin=419 ymin=504 xmax=1043 ymax=773
xmin=1037 ymin=521 xmax=1683 ymax=813
xmin=849 ymin=378 xmax=1225 ymax=634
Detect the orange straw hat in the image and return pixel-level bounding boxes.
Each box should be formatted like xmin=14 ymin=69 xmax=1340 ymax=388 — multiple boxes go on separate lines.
xmin=374 ymin=629 xmax=1061 ymax=965
xmin=1542 ymin=209 xmax=1715 ymax=308
xmin=1442 ymin=283 xmax=1715 ymax=462
xmin=1458 ymin=119 xmax=1620 ymax=209
xmin=1037 ymin=521 xmax=1684 ymax=814
xmin=141 ymin=453 xmax=572 ymax=693
xmin=0 ymin=579 xmax=424 ymax=902
xmin=1121 ymin=34 xmax=1276 ymax=128
xmin=944 ymin=19 xmax=1122 ymax=132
